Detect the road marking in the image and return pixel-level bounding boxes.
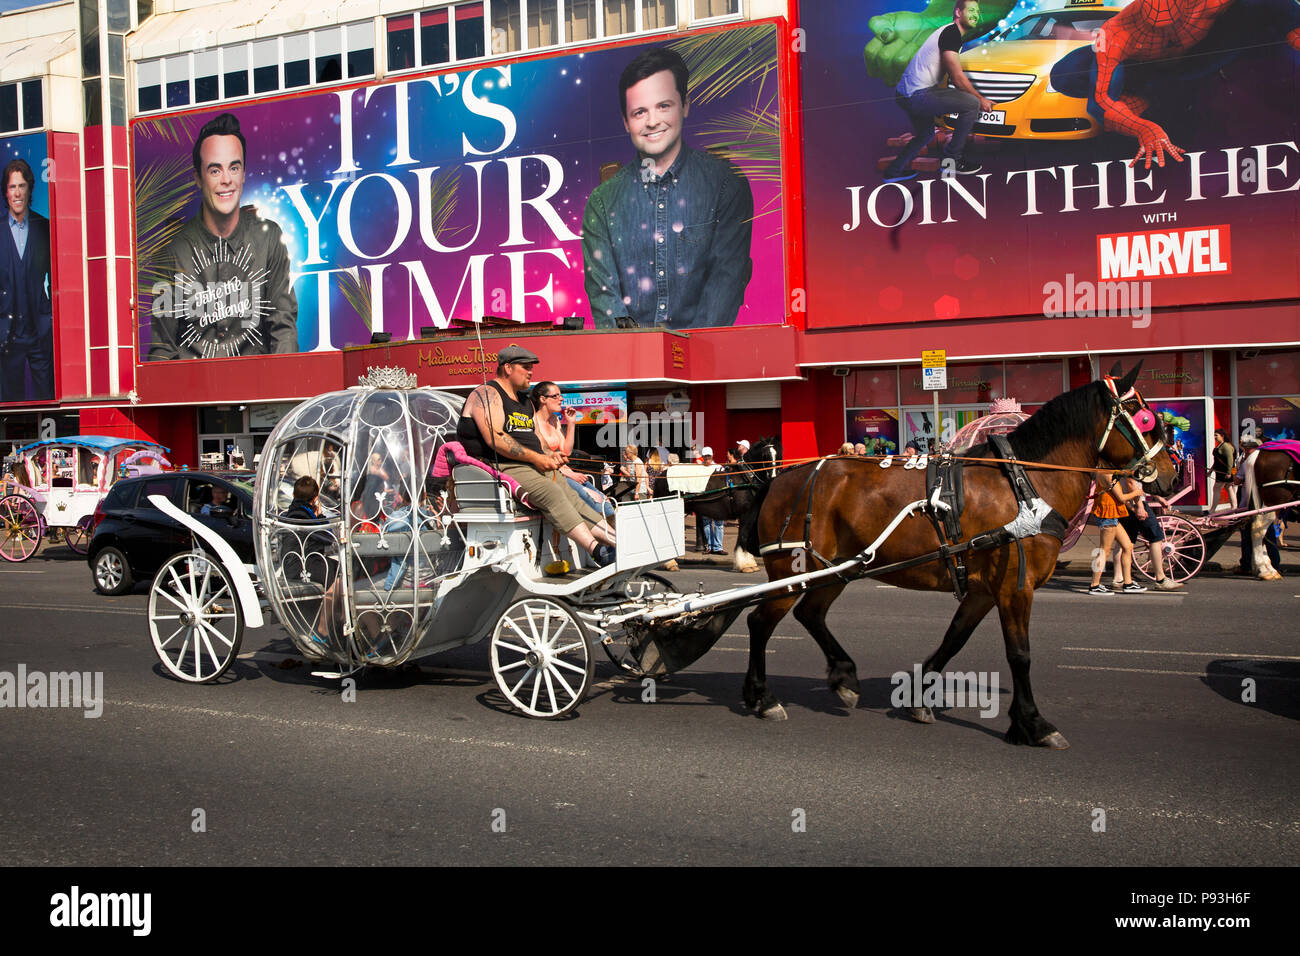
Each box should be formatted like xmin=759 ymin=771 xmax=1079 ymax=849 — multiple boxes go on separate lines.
xmin=1015 ymin=795 xmax=1300 ymax=833
xmin=1063 ymin=646 xmax=1300 ymax=662
xmin=0 ymin=569 xmax=45 ymax=574
xmin=0 ymin=602 xmax=141 ymax=615
xmin=102 ymin=698 xmax=591 ymax=758
xmin=1058 ymin=663 xmax=1300 ymax=681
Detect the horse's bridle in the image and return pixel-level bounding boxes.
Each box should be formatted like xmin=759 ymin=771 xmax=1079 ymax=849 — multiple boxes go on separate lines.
xmin=1098 ymin=376 xmax=1165 ymax=484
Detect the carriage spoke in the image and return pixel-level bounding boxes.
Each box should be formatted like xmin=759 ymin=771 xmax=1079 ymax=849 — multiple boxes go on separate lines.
xmin=529 ymin=670 xmax=542 ymax=711
xmin=168 ymin=565 xmax=189 ymax=598
xmin=200 ymin=632 xmax=222 ymax=674
xmin=546 ymin=664 xmax=578 ymax=701
xmin=158 ymin=623 xmax=186 ymax=648
xmin=495 ymin=640 xmax=531 ymax=656
xmin=197 ymin=618 xmax=234 ymax=649
xmin=496 ymin=659 xmax=529 ymax=673
xmin=543 ymin=669 xmax=558 ymax=713
xmin=502 ymin=617 xmax=536 ymax=649
xmin=509 ymin=667 xmax=538 ymax=697
xmin=551 ymin=640 xmax=584 ymax=656
xmin=551 ymin=657 xmax=587 ymax=676
xmin=545 ymin=617 xmax=568 ymax=648
xmin=156 ymin=587 xmax=189 ymax=613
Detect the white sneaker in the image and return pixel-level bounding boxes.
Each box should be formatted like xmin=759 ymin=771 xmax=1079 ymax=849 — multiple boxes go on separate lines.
xmin=1155 ymin=577 xmax=1183 ymax=591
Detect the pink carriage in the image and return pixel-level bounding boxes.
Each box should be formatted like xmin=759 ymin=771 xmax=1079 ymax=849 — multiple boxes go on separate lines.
xmin=0 ymin=436 xmax=171 ymax=562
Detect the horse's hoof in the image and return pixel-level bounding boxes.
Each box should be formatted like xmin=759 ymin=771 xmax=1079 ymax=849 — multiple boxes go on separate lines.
xmin=1260 ymin=570 xmax=1283 ymax=581
xmin=834 ymin=686 xmax=859 ymax=708
xmin=1036 ymin=731 xmax=1070 ymax=750
xmin=759 ymin=703 xmax=788 ymax=721
xmin=909 ymin=706 xmax=935 ymax=724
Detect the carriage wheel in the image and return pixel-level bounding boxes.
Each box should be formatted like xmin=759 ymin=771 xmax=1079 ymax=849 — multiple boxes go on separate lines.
xmin=490 ymin=597 xmax=593 ymax=719
xmin=64 ymin=515 xmax=94 ymax=555
xmin=598 ymin=572 xmax=677 ymax=675
xmin=149 ymin=552 xmax=244 ymax=683
xmin=1132 ymin=514 xmax=1206 ymax=584
xmin=0 ymin=494 xmax=42 ymax=563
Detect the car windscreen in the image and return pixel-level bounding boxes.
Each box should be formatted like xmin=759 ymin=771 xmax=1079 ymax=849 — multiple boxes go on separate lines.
xmin=999 ymin=12 xmax=1114 ymax=42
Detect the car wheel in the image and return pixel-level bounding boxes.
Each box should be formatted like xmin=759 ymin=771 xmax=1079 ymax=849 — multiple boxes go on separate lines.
xmin=94 ymin=546 xmax=134 ymax=595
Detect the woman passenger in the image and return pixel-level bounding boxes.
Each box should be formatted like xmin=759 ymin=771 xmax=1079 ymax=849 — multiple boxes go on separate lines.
xmin=530 ymin=382 xmax=617 ymax=520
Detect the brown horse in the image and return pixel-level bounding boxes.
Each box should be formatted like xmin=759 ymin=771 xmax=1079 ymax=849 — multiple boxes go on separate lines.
xmin=1241 ymin=447 xmax=1300 ymax=580
xmin=736 ymin=364 xmax=1179 ymax=748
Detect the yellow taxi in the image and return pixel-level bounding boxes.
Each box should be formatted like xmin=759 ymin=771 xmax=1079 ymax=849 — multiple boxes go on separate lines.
xmin=945 ymin=2 xmax=1120 ymax=140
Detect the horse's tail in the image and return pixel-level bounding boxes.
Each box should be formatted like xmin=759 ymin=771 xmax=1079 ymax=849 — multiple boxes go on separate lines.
xmin=737 ymin=477 xmax=773 ymax=556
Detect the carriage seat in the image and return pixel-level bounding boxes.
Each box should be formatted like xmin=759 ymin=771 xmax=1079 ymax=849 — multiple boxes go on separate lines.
xmin=349 ymin=529 xmax=465 ymax=608
xmin=433 ymin=442 xmax=536 ymax=514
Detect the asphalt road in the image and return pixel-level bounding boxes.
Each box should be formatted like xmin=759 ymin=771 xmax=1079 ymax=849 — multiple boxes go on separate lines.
xmin=1 ymin=544 xmax=1296 ymax=866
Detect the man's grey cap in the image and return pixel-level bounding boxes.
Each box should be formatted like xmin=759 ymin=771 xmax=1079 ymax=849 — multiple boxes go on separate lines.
xmin=498 ymin=345 xmax=540 ymax=365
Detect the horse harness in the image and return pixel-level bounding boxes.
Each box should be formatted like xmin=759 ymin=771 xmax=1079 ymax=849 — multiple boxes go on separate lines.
xmin=758 ymin=435 xmax=1068 ymax=601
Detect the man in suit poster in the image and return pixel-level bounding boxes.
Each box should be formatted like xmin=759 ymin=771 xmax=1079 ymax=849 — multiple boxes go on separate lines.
xmin=0 ymin=157 xmax=53 ymax=402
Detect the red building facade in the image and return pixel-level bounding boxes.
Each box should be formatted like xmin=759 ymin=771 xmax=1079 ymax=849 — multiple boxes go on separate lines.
xmin=1 ymin=0 xmax=1295 ymax=509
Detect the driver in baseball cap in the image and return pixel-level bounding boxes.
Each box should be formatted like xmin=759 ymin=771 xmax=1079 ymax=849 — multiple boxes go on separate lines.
xmin=455 ymin=345 xmax=618 ymax=566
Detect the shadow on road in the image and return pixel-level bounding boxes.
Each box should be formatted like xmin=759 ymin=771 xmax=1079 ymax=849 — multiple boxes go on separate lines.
xmin=1203 ymin=660 xmax=1300 ymax=721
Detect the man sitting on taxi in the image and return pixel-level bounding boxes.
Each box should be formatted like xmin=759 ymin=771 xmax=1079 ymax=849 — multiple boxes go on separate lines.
xmin=456 ymin=345 xmax=617 ymax=567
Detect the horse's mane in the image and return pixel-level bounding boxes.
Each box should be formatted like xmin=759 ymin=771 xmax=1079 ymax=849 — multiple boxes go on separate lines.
xmin=1006 ymin=381 xmax=1107 ymax=463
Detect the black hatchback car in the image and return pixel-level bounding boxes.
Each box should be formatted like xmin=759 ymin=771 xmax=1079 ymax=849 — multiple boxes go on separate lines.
xmin=87 ymin=471 xmax=255 ymax=595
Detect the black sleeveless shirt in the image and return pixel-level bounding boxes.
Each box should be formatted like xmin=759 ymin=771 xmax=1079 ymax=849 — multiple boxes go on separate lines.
xmin=456 ymin=381 xmax=542 ymax=460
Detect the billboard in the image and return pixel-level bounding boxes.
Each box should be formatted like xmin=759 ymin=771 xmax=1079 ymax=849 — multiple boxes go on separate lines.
xmin=1241 ymin=396 xmax=1300 ymax=442
xmin=800 ymin=0 xmax=1300 ymax=327
xmin=0 ymin=132 xmax=54 ymax=403
xmin=845 ymin=407 xmax=900 ymax=453
xmin=133 ymin=23 xmax=784 ymax=361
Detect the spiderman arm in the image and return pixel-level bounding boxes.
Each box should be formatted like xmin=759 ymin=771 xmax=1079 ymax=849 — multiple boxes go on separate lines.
xmin=1093 ymin=25 xmax=1185 ymax=169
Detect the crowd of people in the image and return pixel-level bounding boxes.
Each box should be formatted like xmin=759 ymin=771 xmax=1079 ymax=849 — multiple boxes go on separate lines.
xmin=275 ymin=345 xmax=1291 ymax=594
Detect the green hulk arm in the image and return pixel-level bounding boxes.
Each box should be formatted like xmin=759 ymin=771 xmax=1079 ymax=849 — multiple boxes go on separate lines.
xmin=864 ymin=0 xmax=1015 ymax=88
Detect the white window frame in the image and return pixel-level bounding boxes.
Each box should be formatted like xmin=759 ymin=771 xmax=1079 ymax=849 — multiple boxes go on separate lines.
xmin=690 ymin=0 xmax=743 ymax=25
xmin=132 ymin=21 xmax=378 ymax=116
xmin=384 ymin=0 xmax=683 ymax=77
xmin=0 ymin=78 xmax=45 ymax=133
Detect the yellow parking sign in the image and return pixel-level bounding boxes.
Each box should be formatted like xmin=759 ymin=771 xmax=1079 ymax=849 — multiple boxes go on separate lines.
xmin=921 ymin=349 xmax=946 ymax=369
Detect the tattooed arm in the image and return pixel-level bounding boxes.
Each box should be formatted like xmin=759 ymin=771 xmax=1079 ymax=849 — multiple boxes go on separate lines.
xmin=466 ymin=385 xmax=560 ymax=470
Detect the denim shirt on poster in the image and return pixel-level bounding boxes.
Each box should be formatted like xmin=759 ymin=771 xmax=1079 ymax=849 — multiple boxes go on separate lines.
xmin=582 ymin=144 xmax=754 ymax=330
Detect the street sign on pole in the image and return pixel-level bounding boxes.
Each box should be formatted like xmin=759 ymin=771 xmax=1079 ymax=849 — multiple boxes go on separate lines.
xmin=922 ymin=367 xmax=947 ymax=390
xmin=922 ymin=351 xmax=947 ymax=448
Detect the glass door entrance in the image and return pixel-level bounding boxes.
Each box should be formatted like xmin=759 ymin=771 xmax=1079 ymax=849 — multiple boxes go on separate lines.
xmin=199 ymin=434 xmax=255 ymax=471
xmin=900 ymin=406 xmax=986 ymax=450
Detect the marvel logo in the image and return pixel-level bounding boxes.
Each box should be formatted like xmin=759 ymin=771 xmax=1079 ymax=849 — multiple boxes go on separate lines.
xmin=1097 ymin=225 xmax=1231 ymax=280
